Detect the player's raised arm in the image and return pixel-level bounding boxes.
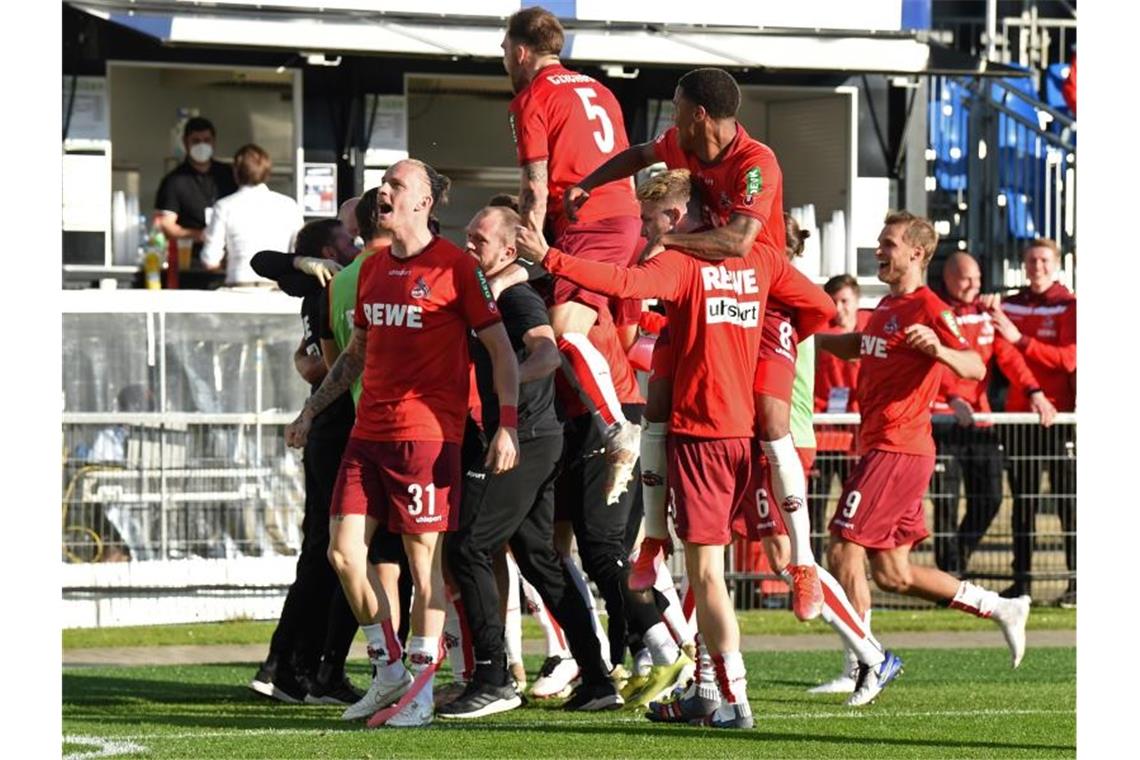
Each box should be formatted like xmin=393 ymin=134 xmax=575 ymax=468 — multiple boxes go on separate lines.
xmin=904 ymin=324 xmax=985 ymax=380
xmin=816 ymin=332 xmax=861 ymax=360
xmin=515 ymin=224 xmax=686 ymax=302
xmin=563 ymin=142 xmax=658 ymax=222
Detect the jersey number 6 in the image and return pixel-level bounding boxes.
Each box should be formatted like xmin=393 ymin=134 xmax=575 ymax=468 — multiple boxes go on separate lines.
xmin=574 ymin=88 xmax=615 ymax=154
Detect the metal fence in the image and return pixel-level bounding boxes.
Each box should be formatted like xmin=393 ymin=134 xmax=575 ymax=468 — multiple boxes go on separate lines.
xmin=62 ymin=412 xmax=1076 ymax=611
xmin=725 ymin=412 xmax=1076 ymax=609
xmin=62 ymin=413 xmax=303 ymax=563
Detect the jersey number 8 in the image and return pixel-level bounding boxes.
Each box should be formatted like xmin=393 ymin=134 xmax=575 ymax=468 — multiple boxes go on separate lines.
xmin=574 ymin=88 xmax=615 ymax=154
xmin=407 ymin=482 xmax=436 ymax=516
xmin=779 ymin=321 xmax=795 ymax=351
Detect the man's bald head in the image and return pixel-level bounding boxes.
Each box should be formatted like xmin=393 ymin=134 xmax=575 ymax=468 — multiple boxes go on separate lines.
xmin=942 ymin=251 xmax=981 ymax=303
xmin=338 ymin=197 xmax=361 ymax=238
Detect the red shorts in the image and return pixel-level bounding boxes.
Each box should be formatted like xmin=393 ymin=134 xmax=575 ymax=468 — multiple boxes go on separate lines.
xmin=828 ymin=449 xmax=934 ymax=550
xmin=668 ymin=435 xmax=753 ymax=546
xmin=552 ymin=215 xmax=642 ymax=314
xmin=330 ymin=438 xmax=461 ymax=534
xmin=753 ymin=309 xmax=799 ymax=402
xmin=740 ymin=447 xmax=816 ymax=540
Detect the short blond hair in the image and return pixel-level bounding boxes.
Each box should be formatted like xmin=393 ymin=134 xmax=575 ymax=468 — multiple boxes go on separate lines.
xmin=1022 ymin=237 xmax=1060 ymax=261
xmin=636 ymin=169 xmax=692 ymax=204
xmin=883 ymin=210 xmax=939 ymax=265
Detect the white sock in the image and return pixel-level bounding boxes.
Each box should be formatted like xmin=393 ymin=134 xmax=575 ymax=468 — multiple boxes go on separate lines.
xmin=407 ymin=635 xmax=438 ymax=704
xmin=522 ymin=577 xmax=570 ymax=658
xmin=695 ymin=636 xmax=720 ymax=702
xmin=362 ymin=620 xmax=406 ymax=682
xmin=643 ymin=622 xmax=682 ymax=666
xmin=640 ymin=421 xmax=669 ymax=540
xmin=713 ymin=650 xmax=749 ymax=705
xmin=633 ymin=647 xmax=652 ymax=677
xmin=812 ymin=566 xmax=885 ymax=667
xmin=558 ymin=332 xmax=628 ymax=432
xmin=504 ymin=553 xmax=524 ymax=667
xmin=654 ymin=563 xmax=696 ymax=648
xmin=443 ymin=596 xmax=469 ymax=684
xmin=563 ymin=554 xmax=613 ymax=672
xmin=761 ymin=436 xmax=814 ymax=566
xmin=950 ymin=581 xmax=1001 ymax=618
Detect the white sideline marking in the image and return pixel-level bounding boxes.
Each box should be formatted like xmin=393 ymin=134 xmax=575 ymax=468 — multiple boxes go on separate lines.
xmin=63 ymin=735 xmax=147 ymax=760
xmin=98 ymin=708 xmax=1076 ymax=742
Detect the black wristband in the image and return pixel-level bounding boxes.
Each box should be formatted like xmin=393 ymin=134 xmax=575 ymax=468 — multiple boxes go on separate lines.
xmin=1026 ymin=387 xmax=1043 ymax=397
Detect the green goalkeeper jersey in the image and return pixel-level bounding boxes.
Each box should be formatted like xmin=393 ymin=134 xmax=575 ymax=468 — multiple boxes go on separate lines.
xmin=790 ymin=336 xmax=816 ymax=449
xmin=326 ymin=249 xmax=376 ymax=404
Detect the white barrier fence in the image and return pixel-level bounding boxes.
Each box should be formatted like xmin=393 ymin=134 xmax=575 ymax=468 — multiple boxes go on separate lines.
xmin=62 ymin=412 xmax=1076 ymax=627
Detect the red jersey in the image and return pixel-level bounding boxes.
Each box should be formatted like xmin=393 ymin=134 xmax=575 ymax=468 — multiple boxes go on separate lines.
xmin=652 ymin=123 xmax=785 ymax=260
xmin=508 ymin=63 xmax=638 ymax=232
xmin=934 ymin=298 xmax=995 ymax=413
xmin=814 ymin=310 xmax=872 ymax=413
xmin=856 ymin=287 xmax=970 ymax=456
xmin=352 ymin=237 xmax=502 ymax=443
xmin=543 ymin=245 xmax=763 ymax=439
xmin=992 ymin=282 xmax=1076 ymax=412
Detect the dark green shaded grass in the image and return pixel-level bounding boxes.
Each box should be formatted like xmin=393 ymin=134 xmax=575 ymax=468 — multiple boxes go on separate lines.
xmin=62 ymin=607 xmax=1077 ymax=650
xmin=63 ymin=647 xmax=1075 ymax=758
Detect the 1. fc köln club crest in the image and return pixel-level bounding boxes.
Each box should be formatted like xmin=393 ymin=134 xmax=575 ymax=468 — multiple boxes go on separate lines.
xmin=410 ymin=276 xmax=431 ymax=299
xmin=883 ymin=315 xmax=900 ymax=335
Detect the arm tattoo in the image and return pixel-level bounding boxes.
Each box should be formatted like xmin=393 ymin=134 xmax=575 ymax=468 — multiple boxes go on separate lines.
xmin=303 ymin=334 xmax=365 ymax=416
xmin=519 ymin=160 xmax=549 ymax=221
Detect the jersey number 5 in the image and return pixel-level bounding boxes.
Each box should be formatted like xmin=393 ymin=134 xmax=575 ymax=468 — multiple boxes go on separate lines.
xmin=574 ymin=88 xmax=615 ymax=154
xmin=407 ymin=482 xmax=436 ymax=516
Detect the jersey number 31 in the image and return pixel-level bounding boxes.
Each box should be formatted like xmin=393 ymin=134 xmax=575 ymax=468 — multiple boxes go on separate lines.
xmin=574 ymin=88 xmax=615 ymax=154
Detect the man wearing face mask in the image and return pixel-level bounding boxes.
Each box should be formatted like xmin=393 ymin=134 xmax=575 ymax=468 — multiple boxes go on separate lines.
xmin=153 ymin=116 xmax=238 ymax=265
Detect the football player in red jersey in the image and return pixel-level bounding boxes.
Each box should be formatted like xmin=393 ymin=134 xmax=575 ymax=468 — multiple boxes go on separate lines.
xmin=817 ymin=211 xmax=1031 ymax=707
xmin=516 ymin=169 xmax=768 ymax=729
xmin=285 ymin=159 xmax=520 ymax=728
xmin=502 ymin=6 xmax=643 ymax=504
xmin=568 ymin=66 xmax=827 ymax=622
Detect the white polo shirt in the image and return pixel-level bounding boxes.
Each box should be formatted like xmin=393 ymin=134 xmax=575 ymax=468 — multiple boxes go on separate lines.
xmin=201 ymin=184 xmax=304 ymax=285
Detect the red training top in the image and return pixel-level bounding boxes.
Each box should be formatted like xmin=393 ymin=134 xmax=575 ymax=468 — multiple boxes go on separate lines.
xmin=814 ymin=310 xmax=872 ymax=413
xmin=352 ymin=237 xmax=502 ymax=443
xmin=508 ymin=63 xmax=639 ymax=233
xmin=856 ymin=287 xmax=970 ymax=456
xmin=934 ymin=298 xmax=995 ymax=413
xmin=992 ymin=282 xmax=1076 ymax=412
xmin=543 ymin=245 xmax=764 ymax=439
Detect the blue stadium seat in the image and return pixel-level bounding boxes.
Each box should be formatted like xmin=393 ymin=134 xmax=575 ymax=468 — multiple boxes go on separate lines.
xmin=929 ymin=78 xmax=969 ymax=191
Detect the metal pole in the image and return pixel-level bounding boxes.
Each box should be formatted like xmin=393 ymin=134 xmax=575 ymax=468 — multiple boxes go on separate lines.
xmin=986 ymin=0 xmax=998 ymax=61
xmin=159 ymin=311 xmax=168 ymax=560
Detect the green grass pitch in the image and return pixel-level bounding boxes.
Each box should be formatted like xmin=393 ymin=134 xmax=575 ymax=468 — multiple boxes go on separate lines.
xmin=63 ymin=646 xmax=1075 ymax=758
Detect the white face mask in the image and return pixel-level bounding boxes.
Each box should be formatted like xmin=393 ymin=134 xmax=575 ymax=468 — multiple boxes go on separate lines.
xmin=188 ymin=143 xmax=214 ymax=163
